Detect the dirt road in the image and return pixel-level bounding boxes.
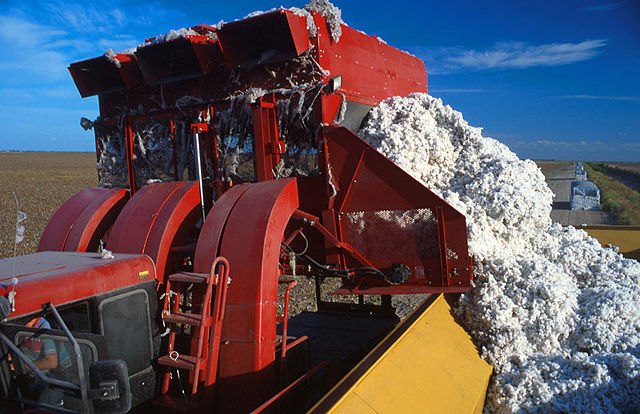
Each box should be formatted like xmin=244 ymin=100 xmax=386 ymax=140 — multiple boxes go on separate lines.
xmin=538 ymin=161 xmax=616 ymax=226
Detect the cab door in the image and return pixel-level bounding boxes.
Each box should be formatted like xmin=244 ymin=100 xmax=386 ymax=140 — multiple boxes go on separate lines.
xmin=0 ymin=322 xmax=108 ymax=412
xmin=95 ymin=282 xmax=160 ymax=408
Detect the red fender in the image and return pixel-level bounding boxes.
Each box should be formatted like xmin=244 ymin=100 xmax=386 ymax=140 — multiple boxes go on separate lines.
xmin=107 ymin=182 xmax=201 ymax=281
xmin=37 ymin=188 xmax=128 ymax=252
xmin=193 ymin=178 xmax=299 ymax=411
xmin=193 ymin=184 xmax=252 ymax=272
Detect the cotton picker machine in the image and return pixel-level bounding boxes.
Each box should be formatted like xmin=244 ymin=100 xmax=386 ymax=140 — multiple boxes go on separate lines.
xmin=0 ymin=8 xmax=492 ymax=413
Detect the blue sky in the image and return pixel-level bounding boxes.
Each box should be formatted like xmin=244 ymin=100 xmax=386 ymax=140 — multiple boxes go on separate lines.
xmin=0 ymin=0 xmax=638 ymax=161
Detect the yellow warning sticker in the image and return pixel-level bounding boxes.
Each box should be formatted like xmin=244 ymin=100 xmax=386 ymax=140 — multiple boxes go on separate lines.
xmin=139 ymin=270 xmax=150 ymax=279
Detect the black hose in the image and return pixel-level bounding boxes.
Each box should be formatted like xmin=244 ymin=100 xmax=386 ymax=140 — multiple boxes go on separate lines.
xmin=353 ymin=267 xmax=387 ymax=279
xmin=300 ymin=253 xmax=348 ymax=278
xmin=281 ymin=239 xmax=389 ymax=282
xmin=301 ymin=254 xmax=389 ymax=281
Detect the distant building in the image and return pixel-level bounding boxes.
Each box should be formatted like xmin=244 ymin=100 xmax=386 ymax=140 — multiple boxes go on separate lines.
xmin=570 ymin=180 xmax=600 ymax=211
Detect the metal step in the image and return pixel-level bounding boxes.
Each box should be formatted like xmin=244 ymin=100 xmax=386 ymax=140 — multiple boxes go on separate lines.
xmin=169 ymin=271 xmax=209 ymax=284
xmin=158 ymin=354 xmax=202 ymax=371
xmin=163 ymin=312 xmax=210 ymax=327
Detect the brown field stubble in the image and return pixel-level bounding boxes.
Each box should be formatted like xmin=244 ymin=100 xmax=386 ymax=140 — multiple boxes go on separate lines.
xmin=0 ymin=152 xmax=96 ymax=258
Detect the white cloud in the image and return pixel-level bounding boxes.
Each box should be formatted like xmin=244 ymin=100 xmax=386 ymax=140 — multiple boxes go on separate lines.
xmin=430 ymin=89 xmax=488 ymax=93
xmin=0 ymin=88 xmax=34 ymax=101
xmin=44 ymin=1 xmax=127 ymax=34
xmin=448 ymin=40 xmax=608 ymax=70
xmin=43 ymin=1 xmax=186 ymax=34
xmin=515 ymin=139 xmax=640 ymax=152
xmin=562 ymin=94 xmax=639 ymax=102
xmin=128 ymin=3 xmax=187 ymax=27
xmin=414 ymin=40 xmax=607 ymax=73
xmin=583 ymin=2 xmax=625 ymax=12
xmin=96 ymin=36 xmax=141 ymax=54
xmin=0 ymin=15 xmax=70 ymax=82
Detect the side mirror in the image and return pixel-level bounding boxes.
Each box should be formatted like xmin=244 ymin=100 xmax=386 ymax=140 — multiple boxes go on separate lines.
xmin=89 ymin=359 xmax=131 ymax=414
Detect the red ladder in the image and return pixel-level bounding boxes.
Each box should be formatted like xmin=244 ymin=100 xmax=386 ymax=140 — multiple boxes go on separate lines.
xmin=158 ymin=256 xmax=230 ymax=396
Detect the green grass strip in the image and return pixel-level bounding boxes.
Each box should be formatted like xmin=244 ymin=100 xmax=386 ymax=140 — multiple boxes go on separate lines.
xmin=585 ymin=163 xmax=640 ymax=225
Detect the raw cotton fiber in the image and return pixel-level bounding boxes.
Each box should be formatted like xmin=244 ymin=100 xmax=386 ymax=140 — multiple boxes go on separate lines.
xmin=358 ymin=93 xmax=640 ymax=413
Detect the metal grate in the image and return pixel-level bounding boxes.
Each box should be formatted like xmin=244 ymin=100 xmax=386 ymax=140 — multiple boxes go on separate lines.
xmin=95 ymin=123 xmax=128 ymax=188
xmin=274 ymin=86 xmax=323 ymax=178
xmin=345 ymin=208 xmax=439 ymax=263
xmin=131 ymin=118 xmax=175 ymax=185
xmin=214 ymin=97 xmax=255 ymax=182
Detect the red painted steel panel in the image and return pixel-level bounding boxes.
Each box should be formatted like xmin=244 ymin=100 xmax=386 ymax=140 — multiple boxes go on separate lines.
xmin=38 ymin=188 xmax=125 ymax=252
xmin=217 ymin=10 xmax=309 ymax=68
xmin=116 ymin=53 xmax=144 ymax=90
xmin=320 ymin=94 xmax=344 ymax=125
xmin=108 ymin=182 xmax=201 ymax=281
xmin=205 ymin=179 xmax=298 ymax=411
xmin=285 ymin=11 xmax=312 ymax=55
xmin=63 ymin=188 xmax=128 ymax=252
xmin=252 ymin=95 xmax=281 ymax=181
xmin=324 ymin=126 xmax=472 ymax=293
xmin=108 ymin=183 xmax=175 ymax=253
xmin=68 ymin=54 xmax=143 ymax=98
xmin=192 ymin=41 xmax=222 ymax=76
xmin=143 ymin=182 xmax=201 ymax=281
xmin=135 ymin=36 xmax=223 ymax=86
xmin=312 ymin=13 xmax=427 ymax=105
xmin=68 ymin=55 xmax=125 ymax=98
xmin=107 ymin=184 xmax=154 ymax=251
xmin=0 ymin=252 xmax=155 ymax=318
xmin=193 ymin=184 xmax=252 ymax=273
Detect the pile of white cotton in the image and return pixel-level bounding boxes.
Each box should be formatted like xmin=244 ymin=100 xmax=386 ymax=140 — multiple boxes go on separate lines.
xmin=358 ymin=93 xmax=640 ymax=413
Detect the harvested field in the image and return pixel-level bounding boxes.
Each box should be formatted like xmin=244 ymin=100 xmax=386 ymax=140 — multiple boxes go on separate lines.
xmin=533 ymin=160 xmax=568 ymax=177
xmin=588 ymin=162 xmax=640 ymax=194
xmin=609 ymin=162 xmax=640 ymax=175
xmin=586 ymin=162 xmax=640 ymax=225
xmin=0 ymin=152 xmax=96 ymax=258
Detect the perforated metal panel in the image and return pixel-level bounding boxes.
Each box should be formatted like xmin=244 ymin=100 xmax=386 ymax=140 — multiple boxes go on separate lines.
xmin=345 ymin=208 xmax=439 ymax=264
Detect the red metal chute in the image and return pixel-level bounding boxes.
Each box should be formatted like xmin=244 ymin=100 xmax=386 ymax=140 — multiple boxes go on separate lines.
xmin=216 ymin=9 xmax=310 ymax=68
xmin=134 ymin=32 xmax=224 ymax=86
xmin=321 ymin=126 xmax=473 ymax=294
xmin=68 ymin=53 xmax=143 ymax=98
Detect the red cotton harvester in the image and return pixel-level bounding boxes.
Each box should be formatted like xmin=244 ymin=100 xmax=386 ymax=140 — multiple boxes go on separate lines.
xmin=0 ymin=6 xmax=492 ymax=414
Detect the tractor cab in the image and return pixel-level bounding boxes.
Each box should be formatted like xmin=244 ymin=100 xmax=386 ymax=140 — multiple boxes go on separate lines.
xmin=0 ymin=252 xmax=157 ymax=413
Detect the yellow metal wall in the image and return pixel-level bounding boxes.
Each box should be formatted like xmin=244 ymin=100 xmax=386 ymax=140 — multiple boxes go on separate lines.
xmin=582 ymin=225 xmax=640 ymax=260
xmin=311 ymin=295 xmax=492 ymax=413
